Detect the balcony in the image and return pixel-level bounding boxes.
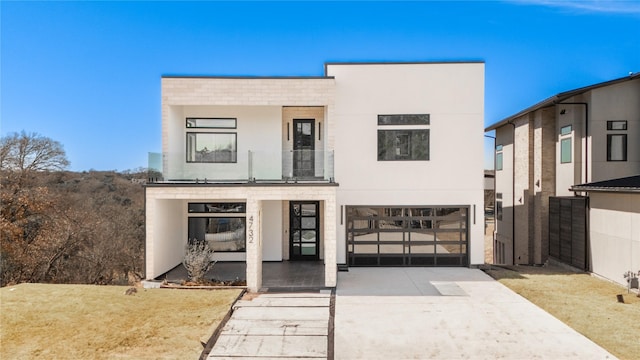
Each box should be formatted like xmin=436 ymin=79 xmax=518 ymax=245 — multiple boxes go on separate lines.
xmin=148 ymin=150 xmax=335 ymax=184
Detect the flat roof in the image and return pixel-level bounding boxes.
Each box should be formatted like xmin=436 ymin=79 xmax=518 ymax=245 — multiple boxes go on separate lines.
xmin=163 ymin=60 xmax=485 ymax=79
xmin=162 ymin=75 xmax=334 ymax=79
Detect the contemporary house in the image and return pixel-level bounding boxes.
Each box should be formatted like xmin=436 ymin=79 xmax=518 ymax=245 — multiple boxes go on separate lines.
xmin=145 ymin=62 xmax=485 ymax=292
xmin=486 ymin=73 xmax=640 ymax=286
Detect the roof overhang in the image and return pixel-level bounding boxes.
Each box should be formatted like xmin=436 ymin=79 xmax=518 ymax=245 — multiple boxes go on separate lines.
xmin=570 ymin=175 xmax=640 ymax=194
xmin=485 ymin=73 xmax=640 ymax=132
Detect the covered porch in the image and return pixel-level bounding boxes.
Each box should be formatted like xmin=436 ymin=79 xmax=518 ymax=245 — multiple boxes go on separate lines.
xmin=157 ymin=261 xmax=327 ymax=291
xmin=145 ymin=184 xmax=338 ymax=292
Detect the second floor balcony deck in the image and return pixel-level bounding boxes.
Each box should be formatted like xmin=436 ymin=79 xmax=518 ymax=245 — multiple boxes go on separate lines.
xmin=148 ymin=150 xmax=335 ymax=184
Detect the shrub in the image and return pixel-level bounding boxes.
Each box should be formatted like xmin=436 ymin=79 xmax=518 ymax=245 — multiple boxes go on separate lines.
xmin=182 ymin=240 xmax=215 ymax=283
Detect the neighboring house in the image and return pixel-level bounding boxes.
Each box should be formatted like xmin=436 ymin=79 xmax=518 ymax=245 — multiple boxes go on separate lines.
xmin=485 ymin=74 xmax=640 ymax=284
xmin=571 ymin=176 xmax=640 ymax=287
xmin=145 ymin=62 xmax=485 ymax=292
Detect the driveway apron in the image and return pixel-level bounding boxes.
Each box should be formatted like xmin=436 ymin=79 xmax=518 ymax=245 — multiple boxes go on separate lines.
xmin=334 ymin=267 xmax=615 ymax=360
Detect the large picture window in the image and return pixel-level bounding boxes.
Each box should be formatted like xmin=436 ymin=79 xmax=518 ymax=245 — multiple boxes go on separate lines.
xmin=378 ymin=130 xmax=429 ymax=161
xmin=186 ymin=132 xmax=237 ymax=163
xmin=377 ymin=114 xmax=430 ymax=161
xmin=188 ymin=202 xmax=246 ymax=252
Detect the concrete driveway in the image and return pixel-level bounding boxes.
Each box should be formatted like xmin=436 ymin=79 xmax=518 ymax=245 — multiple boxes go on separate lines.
xmin=335 ymin=268 xmax=615 ymax=359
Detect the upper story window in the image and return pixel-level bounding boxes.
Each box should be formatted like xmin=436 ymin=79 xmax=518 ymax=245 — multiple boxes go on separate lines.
xmin=607 ymin=120 xmax=627 ymax=130
xmin=186 ymin=118 xmax=236 ymax=129
xmin=377 ymin=114 xmax=430 ymax=161
xmin=606 ymin=121 xmax=627 ymax=162
xmin=378 ymin=114 xmax=430 ymax=126
xmin=186 ymin=118 xmax=237 ymax=163
xmin=495 ymin=144 xmax=503 ymax=171
xmin=560 ymin=125 xmax=572 ymax=164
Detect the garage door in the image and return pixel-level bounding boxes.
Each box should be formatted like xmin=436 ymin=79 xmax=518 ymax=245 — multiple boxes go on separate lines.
xmin=346 ymin=206 xmax=468 ymax=266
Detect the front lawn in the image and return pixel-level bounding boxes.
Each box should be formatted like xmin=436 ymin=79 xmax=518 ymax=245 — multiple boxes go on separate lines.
xmin=485 ymin=265 xmax=639 ymax=360
xmin=0 ymin=283 xmax=241 ymax=359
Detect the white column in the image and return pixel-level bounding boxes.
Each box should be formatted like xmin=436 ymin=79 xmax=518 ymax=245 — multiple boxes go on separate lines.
xmin=323 ymin=196 xmax=337 ymax=287
xmin=245 ymin=198 xmax=262 ymax=292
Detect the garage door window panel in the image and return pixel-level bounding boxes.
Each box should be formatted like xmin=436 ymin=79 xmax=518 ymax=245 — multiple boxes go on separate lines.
xmin=407 ymin=230 xmax=435 ymax=242
xmin=409 ymin=244 xmax=436 ymax=254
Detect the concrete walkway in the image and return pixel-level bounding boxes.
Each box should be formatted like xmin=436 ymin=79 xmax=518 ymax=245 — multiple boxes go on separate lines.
xmin=207 ymin=292 xmax=332 ymax=359
xmin=335 ymin=268 xmax=616 ymax=359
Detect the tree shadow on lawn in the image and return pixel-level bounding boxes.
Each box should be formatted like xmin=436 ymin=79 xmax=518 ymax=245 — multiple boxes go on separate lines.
xmin=482 ymin=263 xmax=585 ymax=281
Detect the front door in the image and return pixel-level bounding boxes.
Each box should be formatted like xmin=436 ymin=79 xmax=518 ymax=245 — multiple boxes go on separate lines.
xmin=293 ymin=119 xmax=315 ymax=178
xmin=290 ymin=201 xmax=320 ymax=260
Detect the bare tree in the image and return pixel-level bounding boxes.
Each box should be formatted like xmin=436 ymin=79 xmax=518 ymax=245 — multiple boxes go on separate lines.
xmin=1 ymin=132 xmax=69 ymax=184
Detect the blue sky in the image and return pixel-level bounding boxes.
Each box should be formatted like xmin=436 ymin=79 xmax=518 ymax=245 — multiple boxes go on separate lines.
xmin=1 ymin=1 xmax=639 ymax=171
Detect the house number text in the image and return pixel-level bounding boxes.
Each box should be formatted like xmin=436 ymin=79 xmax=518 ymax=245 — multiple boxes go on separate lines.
xmin=248 ymin=215 xmax=254 ymax=244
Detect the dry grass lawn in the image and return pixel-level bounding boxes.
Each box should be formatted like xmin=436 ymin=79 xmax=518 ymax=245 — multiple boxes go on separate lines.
xmin=485 ymin=264 xmax=640 ymax=360
xmin=0 ymin=283 xmax=242 ymax=359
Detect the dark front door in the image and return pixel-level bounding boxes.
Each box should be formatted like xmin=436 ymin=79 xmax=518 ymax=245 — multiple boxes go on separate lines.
xmin=293 ymin=119 xmax=315 ymax=178
xmin=290 ymin=201 xmax=320 ymax=260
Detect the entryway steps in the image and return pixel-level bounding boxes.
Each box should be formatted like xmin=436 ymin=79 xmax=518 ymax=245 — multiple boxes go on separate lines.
xmin=207 ymin=293 xmax=331 ymax=359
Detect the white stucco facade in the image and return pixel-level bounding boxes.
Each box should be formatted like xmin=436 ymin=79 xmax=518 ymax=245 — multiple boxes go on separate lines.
xmin=327 ymin=63 xmax=485 ymax=265
xmin=146 ymin=62 xmax=486 ymax=291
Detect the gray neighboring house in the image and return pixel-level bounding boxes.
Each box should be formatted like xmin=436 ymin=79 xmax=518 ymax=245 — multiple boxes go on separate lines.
xmin=485 ymin=73 xmax=640 ymax=286
xmin=571 ymin=175 xmax=640 ymax=287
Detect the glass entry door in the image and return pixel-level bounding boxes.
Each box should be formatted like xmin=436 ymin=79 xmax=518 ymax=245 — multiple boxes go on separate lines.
xmin=293 ymin=119 xmax=315 ymax=178
xmin=290 ymin=201 xmax=320 ymax=260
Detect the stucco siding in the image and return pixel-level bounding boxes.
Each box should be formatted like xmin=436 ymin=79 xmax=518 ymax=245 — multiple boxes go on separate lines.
xmin=589 ymin=192 xmax=640 ymax=287
xmin=589 ymin=79 xmax=640 ymax=181
xmin=327 ymin=63 xmax=485 ymax=265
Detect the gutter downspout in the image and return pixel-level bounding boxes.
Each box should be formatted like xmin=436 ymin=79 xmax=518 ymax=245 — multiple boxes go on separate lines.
xmin=558 ymin=102 xmax=589 ymax=184
xmin=508 ymin=121 xmax=516 ymax=265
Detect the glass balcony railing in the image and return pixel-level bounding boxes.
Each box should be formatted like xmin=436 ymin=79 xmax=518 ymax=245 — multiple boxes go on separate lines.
xmin=148 ymin=150 xmax=334 ymax=184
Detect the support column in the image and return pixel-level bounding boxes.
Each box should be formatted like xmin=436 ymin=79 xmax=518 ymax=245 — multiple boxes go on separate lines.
xmin=246 ymin=198 xmax=262 ymax=292
xmin=323 ymin=196 xmax=337 ymax=287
